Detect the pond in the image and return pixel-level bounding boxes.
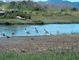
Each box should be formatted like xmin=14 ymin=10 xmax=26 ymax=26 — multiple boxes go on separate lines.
xmin=0 ymin=24 xmax=79 ymax=37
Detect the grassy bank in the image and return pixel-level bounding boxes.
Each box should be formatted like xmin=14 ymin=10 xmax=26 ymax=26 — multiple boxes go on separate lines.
xmin=0 ymin=51 xmax=79 ymax=60
xmin=0 ymin=15 xmax=79 ymax=25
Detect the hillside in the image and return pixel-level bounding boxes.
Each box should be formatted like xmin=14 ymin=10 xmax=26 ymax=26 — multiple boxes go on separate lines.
xmin=6 ymin=1 xmax=46 ymax=11
xmin=38 ymin=0 xmax=79 ymax=9
xmin=0 ymin=1 xmax=74 ymax=11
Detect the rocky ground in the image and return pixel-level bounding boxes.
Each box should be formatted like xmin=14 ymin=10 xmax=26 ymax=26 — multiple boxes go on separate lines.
xmin=0 ymin=35 xmax=79 ymax=53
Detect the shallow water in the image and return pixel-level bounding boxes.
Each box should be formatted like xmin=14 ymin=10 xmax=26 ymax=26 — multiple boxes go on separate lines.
xmin=0 ymin=24 xmax=79 ymax=37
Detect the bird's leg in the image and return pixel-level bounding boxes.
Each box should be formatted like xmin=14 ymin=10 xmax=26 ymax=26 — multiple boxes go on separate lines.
xmin=27 ymin=34 xmax=28 ymax=36
xmin=12 ymin=34 xmax=13 ymax=37
xmin=36 ymin=33 xmax=38 ymax=36
xmin=37 ymin=33 xmax=39 ymax=36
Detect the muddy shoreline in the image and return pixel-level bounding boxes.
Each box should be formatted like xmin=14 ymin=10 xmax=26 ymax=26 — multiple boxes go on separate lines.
xmin=0 ymin=35 xmax=79 ymax=53
xmin=0 ymin=22 xmax=79 ymax=25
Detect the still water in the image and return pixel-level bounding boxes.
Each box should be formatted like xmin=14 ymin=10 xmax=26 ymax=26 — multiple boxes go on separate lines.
xmin=0 ymin=24 xmax=79 ymax=37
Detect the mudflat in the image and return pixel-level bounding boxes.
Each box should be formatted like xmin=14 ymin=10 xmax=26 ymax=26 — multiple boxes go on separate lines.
xmin=0 ymin=35 xmax=79 ymax=53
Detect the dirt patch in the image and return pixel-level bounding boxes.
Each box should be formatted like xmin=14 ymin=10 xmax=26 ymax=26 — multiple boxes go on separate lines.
xmin=0 ymin=35 xmax=79 ymax=53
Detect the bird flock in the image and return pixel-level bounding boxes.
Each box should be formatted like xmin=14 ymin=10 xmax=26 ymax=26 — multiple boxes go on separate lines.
xmin=0 ymin=27 xmax=59 ymax=38
xmin=24 ymin=28 xmax=50 ymax=36
xmin=0 ymin=31 xmax=14 ymax=38
xmin=24 ymin=28 xmax=59 ymax=36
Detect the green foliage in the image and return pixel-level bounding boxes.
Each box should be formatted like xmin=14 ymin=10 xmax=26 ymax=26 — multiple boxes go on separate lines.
xmin=8 ymin=1 xmax=16 ymax=9
xmin=7 ymin=1 xmax=46 ymax=11
xmin=0 ymin=1 xmax=4 ymax=6
xmin=70 ymin=7 xmax=77 ymax=11
xmin=61 ymin=9 xmax=65 ymax=12
xmin=32 ymin=7 xmax=42 ymax=11
xmin=0 ymin=11 xmax=31 ymax=19
xmin=16 ymin=12 xmax=31 ymax=19
xmin=0 ymin=15 xmax=5 ymax=19
xmin=3 ymin=12 xmax=18 ymax=19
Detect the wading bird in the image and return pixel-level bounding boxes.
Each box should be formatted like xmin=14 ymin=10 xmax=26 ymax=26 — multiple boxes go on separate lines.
xmin=5 ymin=35 xmax=10 ymax=38
xmin=34 ymin=27 xmax=39 ymax=36
xmin=0 ymin=32 xmax=5 ymax=37
xmin=25 ymin=29 xmax=31 ymax=36
xmin=56 ymin=30 xmax=59 ymax=35
xmin=43 ymin=29 xmax=49 ymax=35
xmin=11 ymin=32 xmax=15 ymax=36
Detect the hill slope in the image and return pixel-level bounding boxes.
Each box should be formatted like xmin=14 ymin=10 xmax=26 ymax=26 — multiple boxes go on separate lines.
xmin=38 ymin=0 xmax=79 ymax=9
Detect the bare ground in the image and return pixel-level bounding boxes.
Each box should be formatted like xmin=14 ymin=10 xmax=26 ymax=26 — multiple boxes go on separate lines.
xmin=0 ymin=35 xmax=79 ymax=53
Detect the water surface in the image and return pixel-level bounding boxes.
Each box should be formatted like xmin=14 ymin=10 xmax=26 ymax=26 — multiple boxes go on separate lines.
xmin=0 ymin=24 xmax=79 ymax=37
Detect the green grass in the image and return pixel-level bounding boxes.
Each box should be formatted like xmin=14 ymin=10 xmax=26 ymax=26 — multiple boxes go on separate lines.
xmin=0 ymin=51 xmax=79 ymax=60
xmin=31 ymin=15 xmax=79 ymax=24
xmin=0 ymin=4 xmax=7 ymax=9
xmin=0 ymin=19 xmax=34 ymax=24
xmin=0 ymin=11 xmax=79 ymax=25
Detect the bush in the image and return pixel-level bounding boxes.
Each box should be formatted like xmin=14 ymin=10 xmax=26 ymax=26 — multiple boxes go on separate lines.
xmin=4 ymin=22 xmax=11 ymax=25
xmin=0 ymin=11 xmax=31 ymax=19
xmin=4 ymin=13 xmax=16 ymax=19
xmin=0 ymin=16 xmax=5 ymax=19
xmin=61 ymin=9 xmax=65 ymax=12
xmin=16 ymin=12 xmax=31 ymax=19
xmin=70 ymin=7 xmax=77 ymax=11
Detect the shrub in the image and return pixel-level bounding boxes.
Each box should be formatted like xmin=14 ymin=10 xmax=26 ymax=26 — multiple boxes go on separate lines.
xmin=70 ymin=7 xmax=77 ymax=11
xmin=61 ymin=9 xmax=65 ymax=12
xmin=4 ymin=22 xmax=11 ymax=25
xmin=4 ymin=13 xmax=16 ymax=19
xmin=16 ymin=12 xmax=31 ymax=19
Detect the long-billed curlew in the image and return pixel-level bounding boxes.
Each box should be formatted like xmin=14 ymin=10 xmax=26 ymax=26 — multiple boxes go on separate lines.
xmin=56 ymin=30 xmax=59 ymax=35
xmin=43 ymin=29 xmax=49 ymax=35
xmin=0 ymin=32 xmax=5 ymax=37
xmin=25 ymin=29 xmax=31 ymax=36
xmin=34 ymin=27 xmax=39 ymax=36
xmin=5 ymin=35 xmax=10 ymax=38
xmin=11 ymin=32 xmax=15 ymax=36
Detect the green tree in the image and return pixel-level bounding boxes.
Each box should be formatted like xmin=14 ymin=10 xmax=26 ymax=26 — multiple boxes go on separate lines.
xmin=28 ymin=0 xmax=31 ymax=1
xmin=0 ymin=1 xmax=4 ymax=6
xmin=8 ymin=1 xmax=16 ymax=8
xmin=70 ymin=7 xmax=77 ymax=11
xmin=61 ymin=9 xmax=65 ymax=12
